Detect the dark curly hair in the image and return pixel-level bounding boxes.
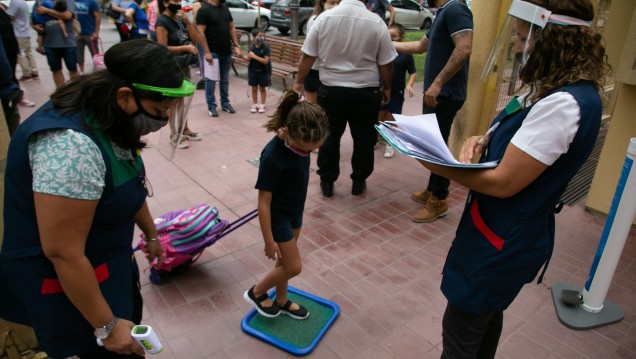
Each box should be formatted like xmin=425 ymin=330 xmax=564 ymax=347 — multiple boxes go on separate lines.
xmin=518 ymin=0 xmax=611 ymax=105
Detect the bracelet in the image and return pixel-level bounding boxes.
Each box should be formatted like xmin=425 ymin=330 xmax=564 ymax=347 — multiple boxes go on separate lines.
xmin=146 ymin=237 xmax=159 ymax=242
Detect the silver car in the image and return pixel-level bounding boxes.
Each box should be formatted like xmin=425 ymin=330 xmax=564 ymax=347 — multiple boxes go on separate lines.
xmin=269 ymin=0 xmax=314 ymax=36
xmin=390 ymin=0 xmax=435 ymax=29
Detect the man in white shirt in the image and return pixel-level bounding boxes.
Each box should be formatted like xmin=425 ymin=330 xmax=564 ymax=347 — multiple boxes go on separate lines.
xmin=6 ymin=0 xmax=40 ymax=81
xmin=294 ymin=0 xmax=397 ymax=197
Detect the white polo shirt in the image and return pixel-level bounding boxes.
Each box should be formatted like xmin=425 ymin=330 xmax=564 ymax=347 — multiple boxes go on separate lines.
xmin=302 ymin=0 xmax=397 ymax=88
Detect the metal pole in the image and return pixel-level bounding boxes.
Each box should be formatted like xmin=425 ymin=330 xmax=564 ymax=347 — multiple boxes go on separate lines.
xmin=290 ymin=0 xmax=299 ymax=40
xmin=581 ymin=137 xmax=636 ymax=312
xmin=551 ymin=137 xmax=635 ymax=330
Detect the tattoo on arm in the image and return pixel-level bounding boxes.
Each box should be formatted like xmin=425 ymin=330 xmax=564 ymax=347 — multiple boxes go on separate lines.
xmin=435 ymin=30 xmax=472 ymax=85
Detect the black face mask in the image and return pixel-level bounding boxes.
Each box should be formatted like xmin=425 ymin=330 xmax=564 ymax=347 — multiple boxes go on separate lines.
xmin=128 ymin=93 xmax=169 ymax=136
xmin=427 ymin=0 xmax=436 ymax=8
xmin=167 ymin=3 xmax=182 ymax=13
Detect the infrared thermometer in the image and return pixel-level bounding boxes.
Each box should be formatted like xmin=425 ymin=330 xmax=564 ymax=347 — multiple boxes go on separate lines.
xmin=96 ymin=325 xmax=163 ymax=354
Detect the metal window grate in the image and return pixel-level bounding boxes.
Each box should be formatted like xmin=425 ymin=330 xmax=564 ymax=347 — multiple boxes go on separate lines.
xmin=561 ymin=123 xmax=608 ymax=206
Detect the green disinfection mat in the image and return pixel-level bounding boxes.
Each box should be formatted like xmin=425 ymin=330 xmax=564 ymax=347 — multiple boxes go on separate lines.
xmin=241 ymin=286 xmax=340 ymax=356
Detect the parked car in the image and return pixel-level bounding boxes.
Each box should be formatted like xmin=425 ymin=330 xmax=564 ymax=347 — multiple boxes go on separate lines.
xmin=390 ymin=0 xmax=435 ymax=29
xmin=269 ymin=0 xmax=314 ymax=36
xmin=251 ymin=0 xmax=276 ymax=9
xmin=183 ymin=0 xmax=271 ymax=31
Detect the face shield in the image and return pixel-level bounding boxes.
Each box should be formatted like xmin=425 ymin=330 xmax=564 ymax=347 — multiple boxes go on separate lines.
xmin=132 ymin=80 xmax=196 ymax=160
xmin=481 ymin=0 xmax=592 ymax=81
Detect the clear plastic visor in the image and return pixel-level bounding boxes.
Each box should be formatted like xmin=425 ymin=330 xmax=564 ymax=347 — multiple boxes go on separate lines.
xmin=481 ymin=15 xmax=539 ymax=81
xmin=156 ymin=94 xmax=194 ymax=160
xmin=481 ymin=0 xmax=550 ymax=81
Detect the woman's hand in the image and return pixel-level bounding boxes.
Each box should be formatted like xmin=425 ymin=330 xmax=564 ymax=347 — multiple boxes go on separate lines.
xmin=204 ymin=52 xmax=214 ymax=65
xmin=176 ymin=9 xmax=188 ymax=21
xmin=264 ymin=241 xmax=280 ymax=261
xmin=184 ymin=44 xmax=197 ymax=55
xmin=144 ymin=239 xmax=163 ymax=269
xmin=458 ymin=135 xmax=486 ymax=164
xmin=102 ymin=318 xmax=145 ymax=356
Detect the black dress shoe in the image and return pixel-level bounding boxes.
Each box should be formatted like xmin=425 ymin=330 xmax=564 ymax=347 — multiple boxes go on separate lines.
xmin=320 ymin=181 xmax=333 ymax=197
xmin=352 ymin=180 xmax=366 ymax=195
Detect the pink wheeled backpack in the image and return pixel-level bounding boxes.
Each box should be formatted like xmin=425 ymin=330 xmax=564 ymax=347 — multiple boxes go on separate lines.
xmin=137 ymin=204 xmax=257 ymax=284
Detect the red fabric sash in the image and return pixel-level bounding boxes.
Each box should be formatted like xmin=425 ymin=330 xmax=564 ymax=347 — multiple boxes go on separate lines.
xmin=470 ymin=199 xmax=504 ymax=251
xmin=41 ymin=263 xmax=110 ymax=294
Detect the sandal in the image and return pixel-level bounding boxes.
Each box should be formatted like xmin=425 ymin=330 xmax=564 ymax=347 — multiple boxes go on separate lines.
xmin=277 ymin=300 xmax=309 ymax=320
xmin=244 ymin=286 xmax=280 ymax=318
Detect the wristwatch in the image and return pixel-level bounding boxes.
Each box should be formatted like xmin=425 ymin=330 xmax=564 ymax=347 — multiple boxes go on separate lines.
xmin=93 ymin=317 xmax=118 ymax=340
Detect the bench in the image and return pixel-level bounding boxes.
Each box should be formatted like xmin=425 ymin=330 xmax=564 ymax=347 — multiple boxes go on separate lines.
xmin=231 ymin=31 xmax=304 ymax=88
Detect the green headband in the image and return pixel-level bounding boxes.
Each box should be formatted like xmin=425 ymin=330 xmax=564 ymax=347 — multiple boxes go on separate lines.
xmin=132 ymin=80 xmax=195 ymax=98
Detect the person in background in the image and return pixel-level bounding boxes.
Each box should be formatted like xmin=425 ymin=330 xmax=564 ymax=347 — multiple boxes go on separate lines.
xmin=111 ymin=0 xmax=134 ymax=42
xmin=34 ymin=0 xmax=80 ymax=88
xmin=156 ymin=0 xmax=202 ymax=148
xmin=190 ymin=0 xmax=207 ymax=90
xmin=366 ymin=0 xmax=394 ymax=26
xmin=378 ymin=22 xmax=416 ymax=159
xmin=415 ymin=0 xmax=610 ymax=357
xmin=0 ymin=6 xmax=35 ymax=107
xmin=244 ymin=90 xmax=328 ymax=320
xmin=196 ymin=0 xmax=242 ymax=117
xmin=147 ymin=0 xmax=159 ymax=41
xmin=393 ymin=0 xmax=473 ymax=223
xmin=0 ymin=39 xmax=195 ymax=358
xmin=75 ymin=0 xmax=100 ymax=73
xmin=242 ymin=28 xmax=270 ymax=113
xmin=293 ymin=0 xmax=397 ymax=197
xmin=125 ymin=0 xmax=150 ymax=39
xmin=0 ymin=35 xmax=23 ymax=136
xmin=303 ymin=0 xmax=338 ymax=103
xmin=5 ymin=0 xmax=40 ymax=81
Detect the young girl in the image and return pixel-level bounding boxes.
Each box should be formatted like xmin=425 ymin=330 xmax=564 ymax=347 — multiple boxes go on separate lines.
xmin=244 ymin=90 xmax=328 ymax=319
xmin=242 ymin=28 xmax=271 ymax=113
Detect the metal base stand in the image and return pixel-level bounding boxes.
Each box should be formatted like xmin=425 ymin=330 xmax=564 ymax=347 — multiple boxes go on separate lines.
xmin=551 ymin=281 xmax=624 ymax=330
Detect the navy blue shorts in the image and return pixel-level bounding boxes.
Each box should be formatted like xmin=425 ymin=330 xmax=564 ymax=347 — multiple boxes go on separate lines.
xmin=44 ymin=47 xmax=77 ymax=72
xmin=270 ymin=213 xmax=303 ymax=243
xmin=303 ymin=69 xmax=321 ymax=92
xmin=381 ymin=91 xmax=405 ymax=114
xmin=248 ymin=69 xmax=270 ymax=87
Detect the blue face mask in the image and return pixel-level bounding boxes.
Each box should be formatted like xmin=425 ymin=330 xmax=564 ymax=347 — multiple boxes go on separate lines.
xmin=256 ymin=37 xmax=266 ymax=45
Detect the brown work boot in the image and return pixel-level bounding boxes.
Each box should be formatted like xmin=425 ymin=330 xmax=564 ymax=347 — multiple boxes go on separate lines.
xmin=412 ymin=195 xmax=448 ymax=223
xmin=411 ymin=189 xmax=431 ymax=204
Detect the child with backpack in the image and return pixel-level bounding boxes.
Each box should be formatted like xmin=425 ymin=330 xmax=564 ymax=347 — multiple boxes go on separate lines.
xmin=244 ymin=90 xmax=329 ymax=319
xmin=242 ymin=28 xmax=271 ymax=113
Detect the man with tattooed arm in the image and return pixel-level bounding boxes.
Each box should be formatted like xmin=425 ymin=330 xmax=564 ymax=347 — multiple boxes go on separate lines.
xmin=393 ymin=0 xmax=473 ymax=223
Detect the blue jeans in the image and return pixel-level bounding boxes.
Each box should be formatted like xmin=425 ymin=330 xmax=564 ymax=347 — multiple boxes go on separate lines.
xmin=205 ymin=53 xmax=232 ymax=110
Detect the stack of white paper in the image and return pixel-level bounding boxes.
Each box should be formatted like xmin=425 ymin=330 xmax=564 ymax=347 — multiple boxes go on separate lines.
xmin=375 ymin=114 xmax=498 ymax=169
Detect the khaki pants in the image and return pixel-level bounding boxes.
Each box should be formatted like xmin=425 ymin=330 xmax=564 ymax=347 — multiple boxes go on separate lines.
xmin=16 ymin=37 xmax=38 ymax=78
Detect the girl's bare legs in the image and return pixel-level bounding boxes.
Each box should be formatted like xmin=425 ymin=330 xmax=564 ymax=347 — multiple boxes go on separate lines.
xmin=252 ymin=86 xmax=259 ymax=105
xmin=260 ymin=86 xmax=267 ymax=106
xmin=253 ymin=228 xmax=302 ymax=310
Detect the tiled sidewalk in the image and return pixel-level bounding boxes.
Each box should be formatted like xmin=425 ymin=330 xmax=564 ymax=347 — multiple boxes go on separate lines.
xmin=14 ymin=24 xmax=636 ymax=359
